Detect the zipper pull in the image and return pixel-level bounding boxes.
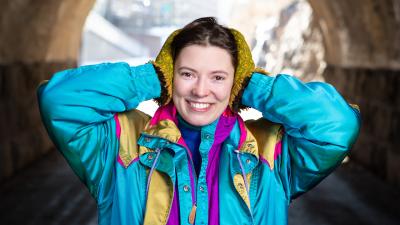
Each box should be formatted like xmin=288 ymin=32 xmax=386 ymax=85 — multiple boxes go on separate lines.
xmin=188 ymin=204 xmax=197 ymax=224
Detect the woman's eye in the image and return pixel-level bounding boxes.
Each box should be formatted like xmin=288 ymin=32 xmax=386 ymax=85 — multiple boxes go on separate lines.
xmin=215 ymin=75 xmax=225 ymax=81
xmin=181 ymin=72 xmax=193 ymax=78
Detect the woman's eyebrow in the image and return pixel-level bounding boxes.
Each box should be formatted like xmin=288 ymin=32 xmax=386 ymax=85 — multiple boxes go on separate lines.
xmin=177 ymin=66 xmax=197 ymax=73
xmin=211 ymin=70 xmax=229 ymax=75
xmin=177 ymin=67 xmax=229 ymax=75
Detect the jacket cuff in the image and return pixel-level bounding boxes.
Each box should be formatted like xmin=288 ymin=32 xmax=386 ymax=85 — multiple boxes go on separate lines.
xmin=241 ymin=73 xmax=275 ymax=110
xmin=130 ymin=63 xmax=161 ymax=101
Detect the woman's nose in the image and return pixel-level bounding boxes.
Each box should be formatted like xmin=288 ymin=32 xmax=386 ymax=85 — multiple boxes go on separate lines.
xmin=191 ymin=78 xmax=210 ymax=97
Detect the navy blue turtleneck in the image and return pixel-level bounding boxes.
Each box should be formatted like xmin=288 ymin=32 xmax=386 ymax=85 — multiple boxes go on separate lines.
xmin=177 ymin=115 xmax=202 ymax=176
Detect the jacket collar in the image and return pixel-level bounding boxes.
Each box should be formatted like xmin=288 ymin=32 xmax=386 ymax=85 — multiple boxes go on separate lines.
xmin=141 ymin=103 xmax=259 ymax=157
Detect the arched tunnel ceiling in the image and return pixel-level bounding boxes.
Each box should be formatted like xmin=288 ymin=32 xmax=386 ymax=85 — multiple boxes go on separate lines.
xmin=1 ymin=0 xmax=399 ymax=69
xmin=0 ymin=0 xmax=95 ymax=64
xmin=308 ymin=0 xmax=400 ymax=69
xmin=0 ymin=0 xmax=399 ymax=187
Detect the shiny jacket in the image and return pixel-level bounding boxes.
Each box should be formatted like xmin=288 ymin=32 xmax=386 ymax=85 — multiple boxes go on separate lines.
xmin=37 ymin=62 xmax=360 ymax=225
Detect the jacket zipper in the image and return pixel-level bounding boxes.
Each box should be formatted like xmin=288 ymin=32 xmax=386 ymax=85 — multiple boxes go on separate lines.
xmin=180 ymin=140 xmax=198 ymax=224
xmin=187 ymin=152 xmax=197 ymax=224
xmin=141 ymin=134 xmax=198 ymax=223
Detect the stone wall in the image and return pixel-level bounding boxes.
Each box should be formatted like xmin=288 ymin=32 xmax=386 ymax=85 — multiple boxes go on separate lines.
xmin=0 ymin=0 xmax=399 ymax=188
xmin=0 ymin=0 xmax=95 ymax=182
xmin=307 ymin=0 xmax=400 ymax=187
xmin=324 ymin=65 xmax=400 ymax=187
xmin=0 ymin=61 xmax=75 ymax=180
xmin=308 ymin=0 xmax=400 ymax=69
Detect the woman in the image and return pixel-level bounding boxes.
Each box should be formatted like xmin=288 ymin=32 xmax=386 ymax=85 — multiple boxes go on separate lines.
xmin=38 ymin=17 xmax=360 ymax=225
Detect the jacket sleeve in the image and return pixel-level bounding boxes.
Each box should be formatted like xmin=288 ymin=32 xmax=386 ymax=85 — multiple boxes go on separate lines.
xmin=37 ymin=62 xmax=161 ymax=199
xmin=241 ymin=73 xmax=361 ymax=200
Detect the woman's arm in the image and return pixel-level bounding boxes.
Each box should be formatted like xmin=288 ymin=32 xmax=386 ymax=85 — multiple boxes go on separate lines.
xmin=37 ymin=62 xmax=160 ymax=198
xmin=242 ymin=73 xmax=361 ymax=200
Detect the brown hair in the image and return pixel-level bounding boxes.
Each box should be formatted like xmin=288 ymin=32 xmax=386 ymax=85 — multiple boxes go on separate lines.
xmin=153 ymin=17 xmax=260 ymax=112
xmin=171 ymin=17 xmax=238 ymax=68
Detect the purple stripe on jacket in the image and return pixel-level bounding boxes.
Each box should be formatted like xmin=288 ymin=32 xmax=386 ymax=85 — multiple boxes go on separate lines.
xmin=207 ymin=112 xmax=236 ymax=225
xmin=166 ymin=182 xmax=180 ymax=225
xmin=161 ymin=106 xmax=239 ymax=224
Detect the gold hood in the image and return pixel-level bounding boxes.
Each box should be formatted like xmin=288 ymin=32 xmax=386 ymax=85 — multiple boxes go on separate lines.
xmin=151 ymin=28 xmax=267 ymax=111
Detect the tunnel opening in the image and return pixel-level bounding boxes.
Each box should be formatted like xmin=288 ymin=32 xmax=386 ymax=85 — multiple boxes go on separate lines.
xmin=0 ymin=0 xmax=399 ymax=190
xmin=1 ymin=0 xmax=400 ymax=224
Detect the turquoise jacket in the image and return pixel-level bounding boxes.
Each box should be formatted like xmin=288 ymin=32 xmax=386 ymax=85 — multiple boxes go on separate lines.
xmin=37 ymin=62 xmax=360 ymax=225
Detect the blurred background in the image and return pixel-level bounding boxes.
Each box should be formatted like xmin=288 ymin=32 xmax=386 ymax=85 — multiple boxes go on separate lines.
xmin=0 ymin=0 xmax=399 ymax=224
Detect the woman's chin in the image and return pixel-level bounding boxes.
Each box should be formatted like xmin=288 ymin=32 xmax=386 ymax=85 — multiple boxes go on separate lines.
xmin=181 ymin=113 xmax=217 ymax=127
xmin=185 ymin=117 xmax=210 ymax=126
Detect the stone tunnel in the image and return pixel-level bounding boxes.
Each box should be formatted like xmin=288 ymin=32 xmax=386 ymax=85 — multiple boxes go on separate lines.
xmin=0 ymin=0 xmax=399 ymax=224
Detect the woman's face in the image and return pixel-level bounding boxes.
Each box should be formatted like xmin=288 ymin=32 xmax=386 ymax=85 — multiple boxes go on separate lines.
xmin=172 ymin=44 xmax=235 ymax=126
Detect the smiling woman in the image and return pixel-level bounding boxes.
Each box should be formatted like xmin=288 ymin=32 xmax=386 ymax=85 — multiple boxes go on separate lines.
xmin=37 ymin=17 xmax=360 ymax=225
xmin=172 ymin=45 xmax=235 ymax=126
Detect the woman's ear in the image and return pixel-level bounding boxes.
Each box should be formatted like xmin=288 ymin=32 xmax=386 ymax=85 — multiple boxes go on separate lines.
xmin=151 ymin=29 xmax=181 ymax=106
xmin=227 ymin=28 xmax=256 ymax=111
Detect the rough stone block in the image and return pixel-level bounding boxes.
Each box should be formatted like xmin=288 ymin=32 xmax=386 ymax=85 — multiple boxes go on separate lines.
xmin=0 ymin=72 xmax=4 ymax=99
xmin=372 ymin=105 xmax=392 ymax=141
xmin=38 ymin=126 xmax=54 ymax=155
xmin=350 ymin=134 xmax=373 ymax=166
xmin=388 ymin=110 xmax=399 ymax=139
xmin=396 ymin=75 xmax=400 ymax=109
xmin=360 ymin=103 xmax=374 ymax=135
xmin=353 ymin=71 xmax=365 ymax=97
xmin=10 ymin=132 xmax=39 ymax=172
xmin=387 ymin=151 xmax=400 ymax=187
xmin=0 ymin=103 xmax=6 ymax=140
xmin=0 ymin=142 xmax=14 ymax=182
xmin=0 ymin=61 xmax=77 ymax=180
xmin=2 ymin=100 xmax=19 ymax=139
xmin=385 ymin=71 xmax=398 ymax=106
xmin=370 ymin=145 xmax=388 ymax=179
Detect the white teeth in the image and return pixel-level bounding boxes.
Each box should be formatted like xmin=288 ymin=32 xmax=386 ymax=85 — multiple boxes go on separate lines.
xmin=190 ymin=102 xmax=210 ymax=109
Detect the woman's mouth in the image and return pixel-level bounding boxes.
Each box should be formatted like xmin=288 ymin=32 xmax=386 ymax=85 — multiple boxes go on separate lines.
xmin=187 ymin=101 xmax=211 ymax=111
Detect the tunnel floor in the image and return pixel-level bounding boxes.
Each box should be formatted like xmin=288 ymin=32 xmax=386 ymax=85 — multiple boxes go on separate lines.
xmin=0 ymin=151 xmax=399 ymax=225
